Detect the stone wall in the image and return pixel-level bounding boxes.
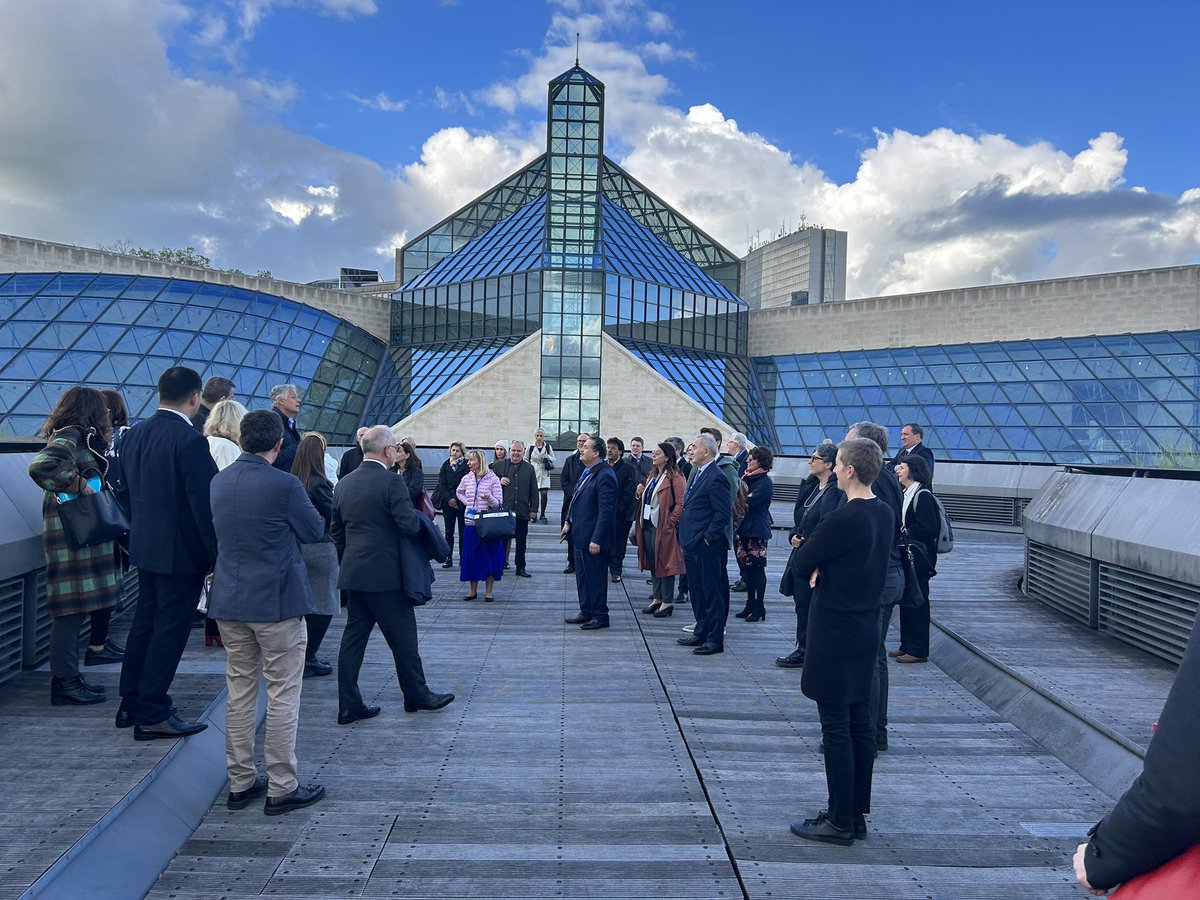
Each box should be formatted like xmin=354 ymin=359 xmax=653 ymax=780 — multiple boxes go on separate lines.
xmin=0 ymin=233 xmax=391 ymax=341
xmin=748 ymin=265 xmax=1200 ymax=356
xmin=599 ymin=335 xmax=736 ymax=442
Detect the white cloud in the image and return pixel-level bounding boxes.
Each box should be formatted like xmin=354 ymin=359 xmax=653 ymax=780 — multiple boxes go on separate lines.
xmin=346 ymin=90 xmax=408 ymax=113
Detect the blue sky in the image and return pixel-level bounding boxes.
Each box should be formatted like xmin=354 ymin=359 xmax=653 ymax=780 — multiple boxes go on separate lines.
xmin=2 ymin=0 xmax=1198 ymax=295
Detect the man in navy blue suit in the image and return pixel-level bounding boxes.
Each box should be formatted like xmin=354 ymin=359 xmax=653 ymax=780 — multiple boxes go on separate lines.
xmin=116 ymin=367 xmax=218 ymax=739
xmin=676 ymin=433 xmax=733 ymax=655
xmin=561 ymin=435 xmax=617 ymax=631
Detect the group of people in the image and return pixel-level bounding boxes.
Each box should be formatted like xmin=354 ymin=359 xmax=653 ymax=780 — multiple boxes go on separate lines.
xmin=29 ymin=369 xmax=452 ymax=818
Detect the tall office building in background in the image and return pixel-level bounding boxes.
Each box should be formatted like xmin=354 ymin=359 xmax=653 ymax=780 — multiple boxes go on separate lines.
xmin=740 ymin=228 xmax=847 ymax=309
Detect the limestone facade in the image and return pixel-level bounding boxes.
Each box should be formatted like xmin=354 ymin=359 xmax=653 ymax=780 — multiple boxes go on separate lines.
xmin=748 ymin=265 xmax=1200 ymax=357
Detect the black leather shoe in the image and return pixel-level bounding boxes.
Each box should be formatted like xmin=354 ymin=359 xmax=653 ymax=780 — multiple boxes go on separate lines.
xmin=84 ymin=643 xmax=124 ymax=665
xmin=115 ymin=704 xmax=135 ymax=728
xmin=337 ymin=705 xmax=381 ymax=725
xmin=693 ymin=643 xmax=723 ymax=655
xmin=79 ymin=675 xmax=106 ymax=693
xmin=303 ymin=658 xmax=333 ymax=678
xmin=641 ymin=602 xmax=662 ymax=615
xmin=610 ymin=573 xmax=622 ymax=583
xmin=731 ymin=579 xmax=747 ymax=592
xmin=227 ymin=775 xmax=268 ymax=810
xmin=405 ymin=692 xmax=454 ymax=713
xmin=264 ymin=783 xmax=325 ymax=816
xmin=677 ymin=635 xmax=704 ymax=646
xmin=580 ymin=620 xmax=609 ymax=630
xmin=134 ymin=714 xmax=208 ymax=741
xmin=564 ymin=614 xmax=591 ymax=625
xmin=515 ymin=569 xmax=532 ymax=578
xmin=563 ymin=565 xmax=575 ymax=574
xmin=854 ymin=814 xmax=868 ymax=840
xmin=734 ymin=609 xmax=750 ymax=618
xmin=775 ymin=649 xmax=805 ymax=668
xmin=790 ymin=811 xmax=853 ymax=846
xmin=50 ymin=675 xmax=106 ymax=706
xmin=876 ymin=738 xmax=889 ymax=752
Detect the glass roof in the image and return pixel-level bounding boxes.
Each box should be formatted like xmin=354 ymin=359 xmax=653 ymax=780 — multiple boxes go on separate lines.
xmin=404 ymin=196 xmax=546 ymax=289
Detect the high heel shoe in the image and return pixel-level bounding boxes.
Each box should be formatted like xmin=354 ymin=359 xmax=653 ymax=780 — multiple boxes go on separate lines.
xmin=641 ymin=601 xmax=662 ymax=615
xmin=653 ymin=604 xmax=674 ymax=618
xmin=745 ymin=611 xmax=765 ymax=623
xmin=734 ymin=608 xmax=750 ymax=619
xmin=205 ymin=634 xmax=224 ymax=648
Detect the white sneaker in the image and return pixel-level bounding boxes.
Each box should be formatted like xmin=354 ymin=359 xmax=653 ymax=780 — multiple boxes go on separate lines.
xmin=682 ymin=623 xmax=695 ymax=633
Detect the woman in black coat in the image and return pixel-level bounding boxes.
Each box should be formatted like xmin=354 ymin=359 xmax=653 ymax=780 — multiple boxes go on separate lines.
xmin=436 ymin=442 xmax=468 ymax=569
xmin=790 ymin=437 xmax=895 ymax=846
xmin=734 ymin=446 xmax=774 ymax=622
xmin=776 ymin=442 xmax=842 ymax=667
xmin=894 ymin=454 xmax=938 ymax=664
xmin=395 ymin=442 xmax=423 ymax=506
xmin=1075 ymin=612 xmax=1200 ymax=893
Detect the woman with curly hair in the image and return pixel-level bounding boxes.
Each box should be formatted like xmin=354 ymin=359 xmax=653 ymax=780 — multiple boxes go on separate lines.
xmin=28 ymin=386 xmax=123 ymax=706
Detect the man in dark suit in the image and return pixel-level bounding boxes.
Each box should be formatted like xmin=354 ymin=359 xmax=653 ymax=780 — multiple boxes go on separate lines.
xmin=562 ymin=436 xmax=617 ymax=631
xmin=191 ymin=375 xmax=234 ymax=433
xmin=676 ymin=434 xmax=733 ymax=655
xmin=209 ymin=410 xmax=326 ymax=815
xmin=337 ymin=426 xmax=369 ymax=479
xmin=269 ymin=383 xmax=303 ymax=472
xmin=606 ymin=437 xmax=637 ymax=583
xmin=558 ymin=433 xmax=589 ymax=574
xmin=891 ymin=423 xmax=935 ymax=482
xmin=116 ymin=367 xmax=218 ymax=739
xmin=627 ymin=437 xmax=654 ymax=481
xmin=727 ymin=433 xmax=750 ymax=478
xmin=332 ymin=426 xmax=453 ymax=724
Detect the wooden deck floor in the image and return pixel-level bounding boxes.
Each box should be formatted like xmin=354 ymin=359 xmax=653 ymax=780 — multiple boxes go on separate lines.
xmin=141 ymin=525 xmax=1128 ymax=899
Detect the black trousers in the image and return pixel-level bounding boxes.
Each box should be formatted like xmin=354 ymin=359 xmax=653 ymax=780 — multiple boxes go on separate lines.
xmin=337 ymin=589 xmax=429 ymax=712
xmin=870 ymin=564 xmax=905 ymax=743
xmin=793 ymin=580 xmax=814 ymax=650
xmin=609 ymin=518 xmax=634 ymax=575
xmin=573 ymin=545 xmax=609 ymax=624
xmin=119 ymin=570 xmax=205 ymax=726
xmin=898 ymin=576 xmax=931 ymax=657
xmin=816 ymin=698 xmax=875 ymax=830
xmin=442 ymin=504 xmax=465 ymax=558
xmin=513 ymin=516 xmax=529 ymax=571
xmin=684 ymin=541 xmax=728 ymax=647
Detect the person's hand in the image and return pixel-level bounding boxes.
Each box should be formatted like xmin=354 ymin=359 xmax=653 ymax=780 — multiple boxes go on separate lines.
xmin=448 ymin=498 xmax=458 ymax=508
xmin=560 ymin=523 xmax=570 ymax=541
xmin=1073 ymin=844 xmax=1106 ymax=895
xmin=790 ymin=535 xmax=801 ymax=548
xmin=809 ymin=569 xmax=820 ymax=589
xmin=589 ymin=541 xmax=601 ymax=555
xmin=635 ymin=484 xmax=645 ymax=499
xmin=501 ymin=477 xmax=510 ymax=486
xmin=79 ymin=480 xmax=97 ymax=495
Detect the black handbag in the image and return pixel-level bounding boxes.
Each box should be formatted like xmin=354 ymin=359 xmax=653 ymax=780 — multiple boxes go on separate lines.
xmin=899 ymin=542 xmax=927 ymax=608
xmin=475 ymin=509 xmax=516 ymax=540
xmin=57 ymin=489 xmax=130 ymax=550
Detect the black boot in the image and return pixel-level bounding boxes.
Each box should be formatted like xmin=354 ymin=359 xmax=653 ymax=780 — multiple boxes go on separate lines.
xmin=51 ymin=675 xmax=107 ymax=706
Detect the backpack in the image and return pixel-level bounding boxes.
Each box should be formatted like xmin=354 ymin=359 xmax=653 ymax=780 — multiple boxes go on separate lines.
xmin=917 ymin=488 xmax=954 ymax=554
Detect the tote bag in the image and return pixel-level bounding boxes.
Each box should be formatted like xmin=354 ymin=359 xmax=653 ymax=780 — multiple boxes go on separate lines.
xmin=57 ymin=489 xmax=130 ymax=550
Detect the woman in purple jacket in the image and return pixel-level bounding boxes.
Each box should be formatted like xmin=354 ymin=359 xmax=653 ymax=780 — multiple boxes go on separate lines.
xmin=456 ymin=449 xmax=504 ymax=602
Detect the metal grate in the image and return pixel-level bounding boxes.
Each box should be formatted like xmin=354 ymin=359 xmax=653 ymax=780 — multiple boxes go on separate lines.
xmin=1025 ymin=541 xmax=1092 ymax=624
xmin=940 ymin=493 xmax=1020 ymax=526
xmin=23 ymin=569 xmax=51 ymax=668
xmin=0 ymin=576 xmax=24 ymax=686
xmin=1098 ymin=564 xmax=1200 ymax=665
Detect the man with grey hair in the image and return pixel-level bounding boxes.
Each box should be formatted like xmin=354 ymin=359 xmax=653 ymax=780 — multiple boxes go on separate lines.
xmin=727 ymin=432 xmax=750 ymax=478
xmin=844 ymin=421 xmax=905 ymax=753
xmin=269 ymin=384 xmax=302 ymax=472
xmin=332 ymin=425 xmax=453 ymax=723
xmin=338 ymin=426 xmax=370 ymax=479
xmin=500 ymin=440 xmax=538 ymax=578
xmin=676 ymin=434 xmax=732 ymax=655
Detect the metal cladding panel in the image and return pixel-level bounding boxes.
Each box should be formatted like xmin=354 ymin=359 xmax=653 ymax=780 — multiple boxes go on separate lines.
xmin=22 ymin=568 xmax=49 ymax=667
xmin=0 ymin=575 xmax=23 ymax=685
xmin=1098 ymin=564 xmax=1199 ymax=664
xmin=1025 ymin=540 xmax=1092 ymax=625
xmin=1090 ymin=479 xmax=1200 ymax=587
xmin=939 ymin=493 xmax=1020 ymax=526
xmin=1022 ymin=471 xmax=1135 ymax=557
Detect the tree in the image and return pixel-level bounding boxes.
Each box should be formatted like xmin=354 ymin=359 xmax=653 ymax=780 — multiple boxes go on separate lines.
xmin=100 ymin=240 xmax=214 ymax=268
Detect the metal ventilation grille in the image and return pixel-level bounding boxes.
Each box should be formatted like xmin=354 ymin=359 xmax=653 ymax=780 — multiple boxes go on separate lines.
xmin=940 ymin=493 xmax=1020 ymax=526
xmin=23 ymin=569 xmax=51 ymax=668
xmin=1098 ymin=564 xmax=1200 ymax=665
xmin=0 ymin=576 xmax=24 ymax=686
xmin=1026 ymin=541 xmax=1092 ymax=624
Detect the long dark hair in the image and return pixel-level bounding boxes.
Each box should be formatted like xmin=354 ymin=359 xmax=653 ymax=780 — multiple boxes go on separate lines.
xmin=99 ymin=389 xmax=129 ymax=428
xmin=291 ymin=433 xmax=327 ymax=493
xmin=40 ymin=386 xmax=112 ymax=447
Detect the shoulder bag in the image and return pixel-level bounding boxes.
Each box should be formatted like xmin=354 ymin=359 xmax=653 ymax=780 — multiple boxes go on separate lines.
xmin=57 ymin=487 xmax=130 ymax=550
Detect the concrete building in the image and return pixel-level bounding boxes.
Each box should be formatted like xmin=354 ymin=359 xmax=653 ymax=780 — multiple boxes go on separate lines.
xmin=740 ymin=227 xmax=847 ymax=309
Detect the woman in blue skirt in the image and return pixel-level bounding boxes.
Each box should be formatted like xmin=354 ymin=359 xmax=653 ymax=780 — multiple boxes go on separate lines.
xmin=455 ymin=449 xmax=505 ymax=601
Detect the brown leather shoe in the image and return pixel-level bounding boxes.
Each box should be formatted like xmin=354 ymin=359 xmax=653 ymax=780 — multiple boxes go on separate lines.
xmin=887 ymin=649 xmax=904 ymax=658
xmin=895 ymin=654 xmax=928 ymax=663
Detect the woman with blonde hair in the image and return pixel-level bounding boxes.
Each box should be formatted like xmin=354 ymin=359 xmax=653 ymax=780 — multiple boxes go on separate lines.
xmin=455 ymin=449 xmax=504 ymax=602
xmin=204 ymin=399 xmax=247 ymax=471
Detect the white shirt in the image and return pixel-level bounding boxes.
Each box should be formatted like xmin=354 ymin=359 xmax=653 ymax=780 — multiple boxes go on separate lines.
xmin=158 ymin=407 xmax=193 ymax=425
